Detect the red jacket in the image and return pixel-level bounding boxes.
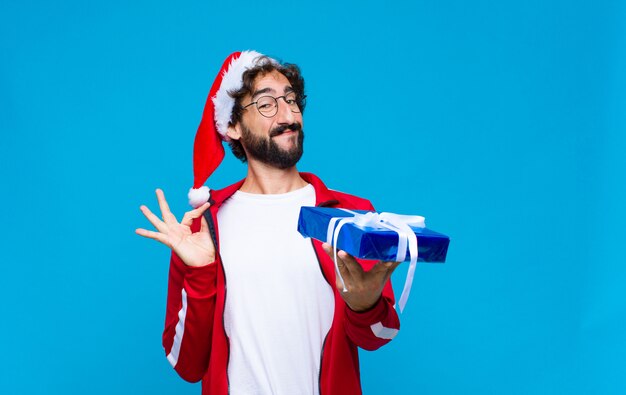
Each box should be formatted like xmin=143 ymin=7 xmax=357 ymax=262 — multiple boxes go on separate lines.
xmin=162 ymin=172 xmax=400 ymax=394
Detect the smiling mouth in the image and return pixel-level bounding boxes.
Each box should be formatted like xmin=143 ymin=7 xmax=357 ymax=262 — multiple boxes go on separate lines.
xmin=270 ymin=123 xmax=302 ymax=138
xmin=271 ymin=129 xmax=297 ymax=138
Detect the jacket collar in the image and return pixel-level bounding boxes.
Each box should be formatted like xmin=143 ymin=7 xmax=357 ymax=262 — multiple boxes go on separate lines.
xmin=209 ymin=172 xmax=339 ymax=208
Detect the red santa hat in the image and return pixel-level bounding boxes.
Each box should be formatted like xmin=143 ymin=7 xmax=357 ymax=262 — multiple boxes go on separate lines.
xmin=188 ymin=50 xmax=275 ymax=207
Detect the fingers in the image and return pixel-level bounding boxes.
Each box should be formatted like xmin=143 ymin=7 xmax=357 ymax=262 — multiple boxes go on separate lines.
xmin=372 ymin=260 xmax=402 ymax=273
xmin=156 ymin=188 xmax=177 ymax=222
xmin=322 ymin=243 xmax=351 ymax=288
xmin=200 ymin=215 xmax=209 ymax=233
xmin=337 ymin=250 xmax=363 ymax=278
xmin=181 ymin=202 xmax=211 ymax=227
xmin=321 ymin=242 xmax=401 ymax=288
xmin=335 ymin=253 xmax=351 ymax=287
xmin=322 ymin=242 xmax=400 ymax=277
xmin=373 ymin=260 xmax=402 ymax=283
xmin=135 ymin=228 xmax=168 ymax=244
xmin=321 ymin=243 xmax=362 ymax=275
xmin=322 ymin=243 xmax=364 ymax=289
xmin=139 ymin=205 xmax=167 ymax=232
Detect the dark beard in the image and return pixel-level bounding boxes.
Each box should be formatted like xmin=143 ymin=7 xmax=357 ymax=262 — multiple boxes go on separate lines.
xmin=240 ymin=122 xmax=304 ymax=169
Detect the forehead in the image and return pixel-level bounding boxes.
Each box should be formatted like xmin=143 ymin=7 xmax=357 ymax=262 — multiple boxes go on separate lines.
xmin=251 ymin=70 xmax=292 ymax=95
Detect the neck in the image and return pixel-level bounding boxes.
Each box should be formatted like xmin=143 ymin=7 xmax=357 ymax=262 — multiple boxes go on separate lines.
xmin=239 ymin=159 xmax=307 ymax=194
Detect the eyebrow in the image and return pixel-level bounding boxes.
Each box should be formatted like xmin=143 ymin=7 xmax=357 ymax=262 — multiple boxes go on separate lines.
xmin=251 ymin=87 xmax=275 ymax=100
xmin=251 ymin=86 xmax=295 ymax=100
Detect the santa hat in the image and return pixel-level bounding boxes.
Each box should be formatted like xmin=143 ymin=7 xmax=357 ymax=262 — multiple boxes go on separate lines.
xmin=188 ymin=50 xmax=276 ymax=207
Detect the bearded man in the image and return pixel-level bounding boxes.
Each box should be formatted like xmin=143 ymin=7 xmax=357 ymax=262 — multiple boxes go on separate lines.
xmin=137 ymin=51 xmax=401 ymax=395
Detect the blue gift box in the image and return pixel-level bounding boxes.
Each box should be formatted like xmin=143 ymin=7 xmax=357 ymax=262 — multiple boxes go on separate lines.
xmin=297 ymin=207 xmax=450 ymax=263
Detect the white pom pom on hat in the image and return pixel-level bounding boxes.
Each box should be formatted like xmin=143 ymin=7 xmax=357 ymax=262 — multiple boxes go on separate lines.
xmin=188 ymin=186 xmax=211 ymax=208
xmin=188 ymin=50 xmax=275 ymax=207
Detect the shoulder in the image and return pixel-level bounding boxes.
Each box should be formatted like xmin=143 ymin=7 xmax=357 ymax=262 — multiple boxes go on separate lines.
xmin=207 ymin=178 xmax=246 ymax=208
xmin=327 ymin=189 xmax=374 ymax=211
xmin=300 ymin=172 xmax=375 ymax=211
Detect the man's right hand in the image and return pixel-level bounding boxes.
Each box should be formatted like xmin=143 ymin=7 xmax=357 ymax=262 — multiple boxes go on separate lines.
xmin=136 ymin=188 xmax=215 ymax=267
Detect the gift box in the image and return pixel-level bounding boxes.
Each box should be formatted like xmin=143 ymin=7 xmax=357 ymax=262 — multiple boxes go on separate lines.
xmin=297 ymin=207 xmax=450 ymax=263
xmin=298 ymin=206 xmax=449 ymax=312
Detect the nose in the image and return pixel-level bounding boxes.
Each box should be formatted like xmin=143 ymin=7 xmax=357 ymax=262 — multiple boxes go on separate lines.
xmin=275 ymin=97 xmax=295 ymax=124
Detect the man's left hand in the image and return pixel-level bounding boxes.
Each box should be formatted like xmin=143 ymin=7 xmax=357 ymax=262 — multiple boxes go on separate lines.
xmin=322 ymin=243 xmax=401 ymax=312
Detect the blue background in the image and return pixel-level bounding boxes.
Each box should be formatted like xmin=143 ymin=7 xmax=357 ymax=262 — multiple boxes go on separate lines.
xmin=1 ymin=0 xmax=625 ymax=393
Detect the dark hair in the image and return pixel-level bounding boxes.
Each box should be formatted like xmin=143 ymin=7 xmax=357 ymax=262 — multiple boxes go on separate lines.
xmin=227 ymin=56 xmax=306 ymax=162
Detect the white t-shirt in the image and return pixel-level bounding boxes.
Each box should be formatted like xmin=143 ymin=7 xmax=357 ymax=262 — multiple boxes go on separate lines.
xmin=217 ymin=184 xmax=335 ymax=395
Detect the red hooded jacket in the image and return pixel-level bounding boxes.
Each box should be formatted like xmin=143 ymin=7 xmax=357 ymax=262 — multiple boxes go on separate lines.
xmin=162 ymin=173 xmax=400 ymax=394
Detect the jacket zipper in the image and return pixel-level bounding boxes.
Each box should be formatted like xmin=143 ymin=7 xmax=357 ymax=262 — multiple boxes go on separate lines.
xmin=203 ymin=208 xmax=231 ymax=394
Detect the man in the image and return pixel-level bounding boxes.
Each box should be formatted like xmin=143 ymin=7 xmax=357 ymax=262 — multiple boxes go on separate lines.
xmin=137 ymin=51 xmax=401 ymax=395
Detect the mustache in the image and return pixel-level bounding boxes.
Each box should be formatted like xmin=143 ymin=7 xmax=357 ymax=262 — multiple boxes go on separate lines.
xmin=270 ymin=123 xmax=302 ymax=137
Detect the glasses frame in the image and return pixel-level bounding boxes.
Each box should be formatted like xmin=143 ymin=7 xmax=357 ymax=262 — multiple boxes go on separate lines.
xmin=242 ymin=93 xmax=306 ymax=118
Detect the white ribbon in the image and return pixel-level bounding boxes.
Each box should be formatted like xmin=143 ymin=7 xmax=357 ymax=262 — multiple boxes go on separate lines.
xmin=325 ymin=209 xmax=424 ymax=313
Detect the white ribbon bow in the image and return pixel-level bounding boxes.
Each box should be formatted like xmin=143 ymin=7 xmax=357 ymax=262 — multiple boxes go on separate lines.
xmin=325 ymin=209 xmax=425 ymax=313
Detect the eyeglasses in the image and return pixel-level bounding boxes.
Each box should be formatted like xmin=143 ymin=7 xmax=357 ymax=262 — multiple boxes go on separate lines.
xmin=242 ymin=92 xmax=305 ymax=118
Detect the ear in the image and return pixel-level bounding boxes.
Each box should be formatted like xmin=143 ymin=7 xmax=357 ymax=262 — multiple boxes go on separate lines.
xmin=226 ymin=123 xmax=241 ymax=141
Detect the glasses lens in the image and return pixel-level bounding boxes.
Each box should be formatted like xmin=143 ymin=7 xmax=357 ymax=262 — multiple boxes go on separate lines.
xmin=256 ymin=96 xmax=277 ymax=116
xmin=284 ymin=92 xmax=301 ymax=113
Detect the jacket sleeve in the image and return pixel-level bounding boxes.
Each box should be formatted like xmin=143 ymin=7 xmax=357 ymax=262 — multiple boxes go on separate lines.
xmin=343 ymin=267 xmax=400 ymax=351
xmin=162 ymin=219 xmax=218 ymax=382
xmin=341 ymin=199 xmax=401 ymax=351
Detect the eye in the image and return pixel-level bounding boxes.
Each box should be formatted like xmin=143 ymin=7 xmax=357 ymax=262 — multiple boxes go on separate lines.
xmin=285 ymin=93 xmax=298 ymax=105
xmin=257 ymin=97 xmax=276 ymax=111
